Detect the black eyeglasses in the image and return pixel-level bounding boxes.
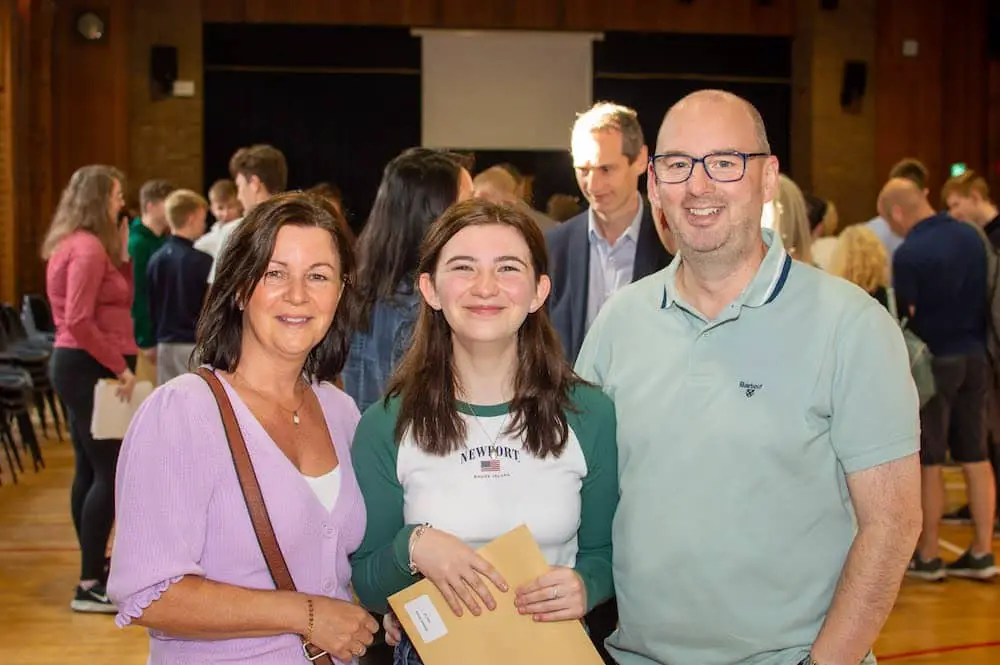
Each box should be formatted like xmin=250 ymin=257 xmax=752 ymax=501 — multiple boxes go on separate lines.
xmin=650 ymin=151 xmax=770 ymax=184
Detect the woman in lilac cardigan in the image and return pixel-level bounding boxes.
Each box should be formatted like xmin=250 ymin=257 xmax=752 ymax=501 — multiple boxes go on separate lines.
xmin=108 ymin=193 xmax=378 ymax=664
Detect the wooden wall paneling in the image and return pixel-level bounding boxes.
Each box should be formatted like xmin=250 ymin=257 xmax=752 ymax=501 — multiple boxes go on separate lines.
xmin=989 ymin=59 xmax=1000 ymax=200
xmin=435 ymin=0 xmax=562 ymax=29
xmin=562 ymin=0 xmax=793 ymax=35
xmin=563 ymin=0 xmax=643 ymax=31
xmin=199 ymin=0 xmax=793 ymax=33
xmin=789 ymin=0 xmax=814 ymax=192
xmin=939 ymin=0 xmax=988 ymax=193
xmin=242 ymin=0 xmax=436 ymax=25
xmin=51 ymin=0 xmax=131 ymax=193
xmin=341 ymin=0 xmax=437 ymax=26
xmin=747 ymin=0 xmax=794 ymax=36
xmin=202 ymin=0 xmax=245 ymax=23
xmin=17 ymin=0 xmax=55 ymax=298
xmin=874 ymin=0 xmax=944 ymax=193
xmin=1 ymin=0 xmax=15 ymax=303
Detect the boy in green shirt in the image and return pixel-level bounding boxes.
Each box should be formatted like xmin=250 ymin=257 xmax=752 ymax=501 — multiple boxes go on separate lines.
xmin=129 ymin=179 xmax=175 ymax=363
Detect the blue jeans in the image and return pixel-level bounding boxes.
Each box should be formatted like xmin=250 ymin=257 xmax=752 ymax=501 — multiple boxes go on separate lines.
xmin=393 ymin=634 xmax=423 ymax=665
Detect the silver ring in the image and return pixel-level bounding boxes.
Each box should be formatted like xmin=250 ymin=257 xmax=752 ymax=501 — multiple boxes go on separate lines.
xmin=552 ymin=586 xmax=560 ymax=600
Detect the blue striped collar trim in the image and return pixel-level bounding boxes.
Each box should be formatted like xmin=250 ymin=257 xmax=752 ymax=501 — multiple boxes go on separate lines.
xmin=660 ymin=228 xmax=792 ymax=309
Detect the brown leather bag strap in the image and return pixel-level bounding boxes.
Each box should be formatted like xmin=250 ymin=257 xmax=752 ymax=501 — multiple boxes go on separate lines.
xmin=196 ymin=368 xmax=333 ymax=665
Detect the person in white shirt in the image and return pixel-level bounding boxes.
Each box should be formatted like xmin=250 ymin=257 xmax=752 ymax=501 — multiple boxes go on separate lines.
xmin=195 ymin=178 xmax=243 ymax=259
xmin=205 ymin=144 xmax=287 ymax=284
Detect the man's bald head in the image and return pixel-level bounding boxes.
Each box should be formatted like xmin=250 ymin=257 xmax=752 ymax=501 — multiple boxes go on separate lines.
xmin=647 ymin=88 xmax=779 ymax=268
xmin=657 ymin=90 xmax=770 ymax=155
xmin=878 ymin=177 xmax=924 ymax=213
xmin=473 ymin=166 xmax=519 ymax=203
xmin=878 ymin=177 xmax=936 ymax=236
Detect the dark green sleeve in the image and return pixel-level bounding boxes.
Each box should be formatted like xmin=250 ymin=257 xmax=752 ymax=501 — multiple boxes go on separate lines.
xmin=129 ymin=231 xmax=156 ymax=348
xmin=568 ymin=384 xmax=618 ymax=612
xmin=349 ymin=398 xmax=420 ymax=614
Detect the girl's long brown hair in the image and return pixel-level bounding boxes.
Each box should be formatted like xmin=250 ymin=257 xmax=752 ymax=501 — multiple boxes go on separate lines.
xmin=41 ymin=165 xmax=124 ymax=265
xmin=385 ymin=198 xmax=583 ymax=459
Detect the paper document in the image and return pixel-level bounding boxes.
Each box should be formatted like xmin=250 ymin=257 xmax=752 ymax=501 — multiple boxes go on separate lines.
xmin=388 ymin=524 xmax=604 ymax=665
xmin=90 ymin=379 xmax=154 ymax=440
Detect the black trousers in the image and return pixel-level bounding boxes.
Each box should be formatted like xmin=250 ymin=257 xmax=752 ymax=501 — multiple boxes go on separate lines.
xmin=50 ymin=348 xmax=136 ymax=582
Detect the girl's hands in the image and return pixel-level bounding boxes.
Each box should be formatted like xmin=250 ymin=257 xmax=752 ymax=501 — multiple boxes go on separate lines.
xmin=410 ymin=527 xmax=509 ymax=617
xmin=514 ymin=566 xmax=587 ymax=622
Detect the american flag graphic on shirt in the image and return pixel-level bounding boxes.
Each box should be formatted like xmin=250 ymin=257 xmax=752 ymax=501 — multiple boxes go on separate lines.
xmin=480 ymin=459 xmax=501 ymax=473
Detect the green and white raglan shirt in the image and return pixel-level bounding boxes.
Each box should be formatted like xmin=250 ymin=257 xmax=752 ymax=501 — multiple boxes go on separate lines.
xmin=349 ymin=383 xmax=618 ymax=616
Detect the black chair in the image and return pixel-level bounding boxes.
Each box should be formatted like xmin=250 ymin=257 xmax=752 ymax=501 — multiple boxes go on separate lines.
xmin=0 ymin=303 xmax=62 ymax=444
xmin=21 ymin=293 xmax=56 ymax=341
xmin=0 ymin=364 xmax=37 ymax=482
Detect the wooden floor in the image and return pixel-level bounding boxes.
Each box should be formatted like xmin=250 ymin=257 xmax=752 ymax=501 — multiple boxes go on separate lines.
xmin=1 ymin=433 xmax=997 ymax=664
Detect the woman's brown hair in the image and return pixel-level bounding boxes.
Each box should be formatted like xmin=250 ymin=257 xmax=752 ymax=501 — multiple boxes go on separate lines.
xmin=385 ymin=198 xmax=583 ymax=458
xmin=41 ymin=165 xmax=125 ymax=265
xmin=192 ymin=191 xmax=356 ymax=383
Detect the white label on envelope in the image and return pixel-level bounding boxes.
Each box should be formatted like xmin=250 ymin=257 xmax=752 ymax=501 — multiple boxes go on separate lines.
xmin=404 ymin=594 xmax=448 ymax=644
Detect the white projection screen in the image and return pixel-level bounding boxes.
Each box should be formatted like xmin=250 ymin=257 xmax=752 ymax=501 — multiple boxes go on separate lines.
xmin=414 ymin=29 xmax=603 ymax=151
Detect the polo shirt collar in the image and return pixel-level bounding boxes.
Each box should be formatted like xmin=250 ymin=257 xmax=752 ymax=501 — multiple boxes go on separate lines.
xmin=660 ymin=227 xmax=792 ymax=311
xmin=587 ymin=194 xmax=644 ymax=246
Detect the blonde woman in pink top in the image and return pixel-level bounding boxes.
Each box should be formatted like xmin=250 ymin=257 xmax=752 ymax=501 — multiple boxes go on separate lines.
xmin=42 ymin=165 xmax=139 ymax=613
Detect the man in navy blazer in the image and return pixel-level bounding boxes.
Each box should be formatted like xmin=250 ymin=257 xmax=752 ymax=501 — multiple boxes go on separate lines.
xmin=546 ymin=102 xmax=674 ymax=364
xmin=544 ymin=102 xmax=673 ymax=664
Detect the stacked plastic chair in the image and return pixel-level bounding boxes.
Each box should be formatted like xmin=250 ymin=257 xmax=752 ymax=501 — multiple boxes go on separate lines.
xmin=21 ymin=294 xmax=56 ymax=344
xmin=0 ymin=303 xmax=48 ymax=471
xmin=0 ymin=365 xmax=30 ymax=484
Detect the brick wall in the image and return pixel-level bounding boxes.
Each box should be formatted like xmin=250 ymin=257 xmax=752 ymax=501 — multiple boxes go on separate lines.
xmin=792 ymin=0 xmax=878 ymax=232
xmin=128 ymin=0 xmax=204 ymax=204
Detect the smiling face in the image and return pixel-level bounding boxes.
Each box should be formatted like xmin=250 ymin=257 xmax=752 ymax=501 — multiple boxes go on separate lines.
xmin=419 ymin=223 xmax=550 ymax=348
xmin=649 ymin=95 xmax=778 ymax=261
xmin=242 ymin=225 xmax=344 ymax=364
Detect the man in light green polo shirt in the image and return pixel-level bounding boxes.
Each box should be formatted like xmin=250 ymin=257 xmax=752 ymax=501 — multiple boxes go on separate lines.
xmin=575 ymin=90 xmax=922 ymax=665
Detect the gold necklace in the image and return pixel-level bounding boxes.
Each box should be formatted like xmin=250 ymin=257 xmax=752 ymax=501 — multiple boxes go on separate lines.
xmin=234 ymin=372 xmax=307 ymax=426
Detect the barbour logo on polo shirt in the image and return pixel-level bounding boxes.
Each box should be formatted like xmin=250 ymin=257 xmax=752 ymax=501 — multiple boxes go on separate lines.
xmin=739 ymin=381 xmax=762 ymax=398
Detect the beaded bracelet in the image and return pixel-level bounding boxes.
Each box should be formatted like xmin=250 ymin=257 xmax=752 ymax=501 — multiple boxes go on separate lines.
xmin=304 ymin=598 xmax=315 ymax=644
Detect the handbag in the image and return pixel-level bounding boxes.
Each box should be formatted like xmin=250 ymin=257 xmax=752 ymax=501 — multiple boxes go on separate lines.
xmin=885 ymin=287 xmax=937 ymax=408
xmin=196 ymin=367 xmax=334 ymax=665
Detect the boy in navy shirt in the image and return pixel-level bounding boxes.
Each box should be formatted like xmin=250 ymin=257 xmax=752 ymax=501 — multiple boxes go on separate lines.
xmin=880 ymin=177 xmax=997 ymax=581
xmin=146 ymin=190 xmax=211 ymax=385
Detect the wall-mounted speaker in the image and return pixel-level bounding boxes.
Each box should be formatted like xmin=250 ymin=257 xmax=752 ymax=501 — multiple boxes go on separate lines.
xmin=150 ymin=45 xmax=178 ymax=99
xmin=840 ymin=60 xmax=867 ymax=113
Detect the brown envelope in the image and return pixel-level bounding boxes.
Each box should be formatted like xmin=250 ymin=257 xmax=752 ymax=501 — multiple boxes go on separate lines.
xmin=388 ymin=524 xmax=605 ymax=664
